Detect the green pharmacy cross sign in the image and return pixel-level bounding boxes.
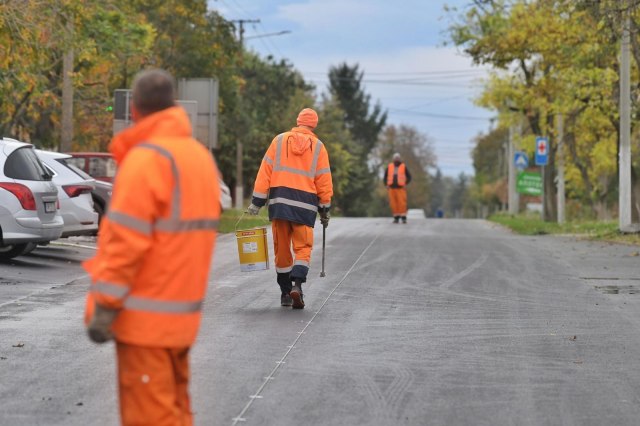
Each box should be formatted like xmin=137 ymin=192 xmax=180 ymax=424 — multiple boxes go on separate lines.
xmin=516 ymin=171 xmax=542 ymax=196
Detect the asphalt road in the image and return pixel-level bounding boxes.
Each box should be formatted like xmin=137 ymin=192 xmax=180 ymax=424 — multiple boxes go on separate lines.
xmin=1 ymin=215 xmax=640 ymax=425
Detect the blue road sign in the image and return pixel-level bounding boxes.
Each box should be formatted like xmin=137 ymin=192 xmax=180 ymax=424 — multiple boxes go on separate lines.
xmin=535 ymin=137 xmax=549 ymax=166
xmin=514 ymin=151 xmax=529 ymax=170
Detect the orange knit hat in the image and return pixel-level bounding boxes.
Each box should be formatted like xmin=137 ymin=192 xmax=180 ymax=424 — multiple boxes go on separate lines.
xmin=296 ymin=108 xmax=318 ymax=128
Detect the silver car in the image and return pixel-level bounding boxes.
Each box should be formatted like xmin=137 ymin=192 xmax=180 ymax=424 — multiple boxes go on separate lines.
xmin=0 ymin=138 xmax=63 ymax=259
xmin=37 ymin=150 xmax=99 ymax=237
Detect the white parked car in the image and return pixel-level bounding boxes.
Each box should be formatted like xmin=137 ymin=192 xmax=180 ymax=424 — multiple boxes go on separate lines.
xmin=36 ymin=150 xmax=99 ymax=237
xmin=62 ymin=161 xmax=112 ymax=223
xmin=0 ymin=138 xmax=63 ymax=259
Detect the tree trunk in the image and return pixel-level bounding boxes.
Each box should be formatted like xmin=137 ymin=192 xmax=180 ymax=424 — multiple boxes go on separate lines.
xmin=60 ymin=19 xmax=74 ymax=152
xmin=543 ymin=113 xmax=557 ymax=221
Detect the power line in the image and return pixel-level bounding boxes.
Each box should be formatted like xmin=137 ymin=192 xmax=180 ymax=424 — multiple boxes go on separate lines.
xmin=388 ymin=108 xmax=492 ymax=121
xmin=229 ymin=0 xmax=253 ymax=17
xmin=256 ymin=22 xmax=287 ymax=58
xmin=217 ymin=0 xmax=247 ymax=19
xmin=304 ymin=77 xmax=481 ymax=89
xmin=250 ymin=23 xmax=274 ymax=57
xmin=301 ymin=69 xmax=487 ymax=76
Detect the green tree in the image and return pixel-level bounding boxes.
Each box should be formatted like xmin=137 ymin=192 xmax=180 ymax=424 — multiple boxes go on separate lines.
xmin=327 ymin=63 xmax=388 ymax=216
xmin=0 ymin=0 xmax=153 ymax=148
xmin=315 ymin=98 xmax=358 ymax=211
xmin=471 ymin=127 xmax=508 ymax=213
xmin=449 ymin=0 xmax=624 ymax=220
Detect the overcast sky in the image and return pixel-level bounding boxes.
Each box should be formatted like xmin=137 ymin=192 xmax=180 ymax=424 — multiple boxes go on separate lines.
xmin=207 ymin=0 xmax=494 ymax=177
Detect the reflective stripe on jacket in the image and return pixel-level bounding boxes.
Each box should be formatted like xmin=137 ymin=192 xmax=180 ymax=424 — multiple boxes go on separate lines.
xmin=251 ymin=127 xmax=333 ymax=227
xmin=83 ymin=106 xmax=220 ymax=348
xmin=386 ymin=163 xmax=407 ymax=187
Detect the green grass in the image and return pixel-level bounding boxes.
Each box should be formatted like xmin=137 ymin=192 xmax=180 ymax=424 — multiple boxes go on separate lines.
xmin=488 ymin=213 xmax=640 ymax=245
xmin=219 ymin=208 xmax=271 ymax=234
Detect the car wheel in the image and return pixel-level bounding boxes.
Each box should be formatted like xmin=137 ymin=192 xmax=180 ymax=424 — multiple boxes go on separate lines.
xmin=0 ymin=243 xmax=30 ymax=259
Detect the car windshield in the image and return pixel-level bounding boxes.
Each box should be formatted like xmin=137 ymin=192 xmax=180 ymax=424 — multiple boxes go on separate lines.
xmin=5 ymin=146 xmax=51 ymax=181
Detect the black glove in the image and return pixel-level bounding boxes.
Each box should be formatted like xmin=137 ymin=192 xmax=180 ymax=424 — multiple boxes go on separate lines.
xmin=87 ymin=303 xmax=118 ymax=343
xmin=319 ymin=207 xmax=330 ymax=227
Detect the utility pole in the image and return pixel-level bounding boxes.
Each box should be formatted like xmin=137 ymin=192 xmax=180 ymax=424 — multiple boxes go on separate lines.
xmin=556 ymin=113 xmax=565 ymax=224
xmin=619 ymin=12 xmax=632 ymax=231
xmin=61 ymin=18 xmax=74 ymax=152
xmin=508 ymin=124 xmax=519 ymax=214
xmin=231 ymin=19 xmax=260 ymax=210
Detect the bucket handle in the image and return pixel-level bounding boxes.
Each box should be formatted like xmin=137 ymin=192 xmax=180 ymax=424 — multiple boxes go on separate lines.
xmin=235 ymin=210 xmax=270 ymax=232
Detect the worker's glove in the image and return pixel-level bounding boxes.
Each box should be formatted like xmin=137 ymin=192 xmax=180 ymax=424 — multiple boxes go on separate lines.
xmin=247 ymin=203 xmax=261 ymax=215
xmin=319 ymin=207 xmax=330 ymax=227
xmin=87 ymin=303 xmax=118 ymax=344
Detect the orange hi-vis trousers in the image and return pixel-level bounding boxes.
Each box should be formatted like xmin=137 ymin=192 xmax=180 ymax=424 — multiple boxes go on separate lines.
xmin=117 ymin=342 xmax=192 ymax=426
xmin=272 ymin=218 xmax=314 ymax=282
xmin=388 ymin=187 xmax=407 ymax=217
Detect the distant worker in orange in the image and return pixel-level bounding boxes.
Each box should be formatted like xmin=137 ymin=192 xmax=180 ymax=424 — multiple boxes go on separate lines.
xmin=83 ymin=69 xmax=221 ymax=426
xmin=384 ymin=152 xmax=412 ymax=224
xmin=247 ymin=108 xmax=333 ymax=309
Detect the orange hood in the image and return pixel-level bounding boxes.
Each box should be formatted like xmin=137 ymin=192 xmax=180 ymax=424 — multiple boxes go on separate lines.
xmin=109 ymin=106 xmax=192 ymax=164
xmin=289 ymin=126 xmax=317 ymax=156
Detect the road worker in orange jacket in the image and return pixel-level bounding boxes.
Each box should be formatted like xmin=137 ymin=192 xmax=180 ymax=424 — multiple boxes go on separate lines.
xmin=83 ymin=69 xmax=220 ymax=426
xmin=247 ymin=108 xmax=333 ymax=309
xmin=384 ymin=153 xmax=412 ymax=224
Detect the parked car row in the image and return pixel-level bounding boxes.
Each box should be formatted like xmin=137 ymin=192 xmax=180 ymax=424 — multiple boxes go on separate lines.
xmin=61 ymin=151 xmax=232 ymax=210
xmin=0 ymin=138 xmax=114 ymax=259
xmin=1 ymin=138 xmax=230 ymax=259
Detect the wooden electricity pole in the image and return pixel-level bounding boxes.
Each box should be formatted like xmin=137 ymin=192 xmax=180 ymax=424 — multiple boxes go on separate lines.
xmin=231 ymin=19 xmax=260 ymax=209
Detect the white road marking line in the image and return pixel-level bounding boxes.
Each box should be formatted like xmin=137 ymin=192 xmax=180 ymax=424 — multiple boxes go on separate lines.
xmin=230 ymin=232 xmax=381 ymax=425
xmin=437 ymin=253 xmax=489 ymax=289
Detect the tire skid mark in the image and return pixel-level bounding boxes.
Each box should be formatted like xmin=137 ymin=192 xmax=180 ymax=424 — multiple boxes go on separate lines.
xmin=385 ymin=365 xmax=414 ymax=418
xmin=355 ymin=370 xmax=388 ymax=420
xmin=349 ymin=364 xmax=415 ymax=422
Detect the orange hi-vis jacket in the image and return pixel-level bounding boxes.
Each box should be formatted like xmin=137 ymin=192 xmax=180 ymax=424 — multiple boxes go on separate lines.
xmin=83 ymin=106 xmax=220 ymax=348
xmin=252 ymin=127 xmax=333 ymax=227
xmin=386 ymin=163 xmax=407 ymax=187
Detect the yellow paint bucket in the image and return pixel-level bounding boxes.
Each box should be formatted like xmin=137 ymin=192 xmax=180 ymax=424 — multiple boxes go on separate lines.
xmin=235 ymin=213 xmax=270 ymax=272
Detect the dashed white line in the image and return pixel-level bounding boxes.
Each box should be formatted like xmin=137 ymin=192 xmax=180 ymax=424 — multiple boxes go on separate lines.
xmin=230 ymin=232 xmax=381 ymax=425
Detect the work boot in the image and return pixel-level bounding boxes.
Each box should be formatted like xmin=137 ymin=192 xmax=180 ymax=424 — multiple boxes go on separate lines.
xmin=281 ymin=293 xmax=292 ymax=307
xmin=290 ymin=283 xmax=305 ymax=309
xmin=393 ymin=216 xmax=399 ymax=224
xmin=402 ymin=216 xmax=407 ymax=224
